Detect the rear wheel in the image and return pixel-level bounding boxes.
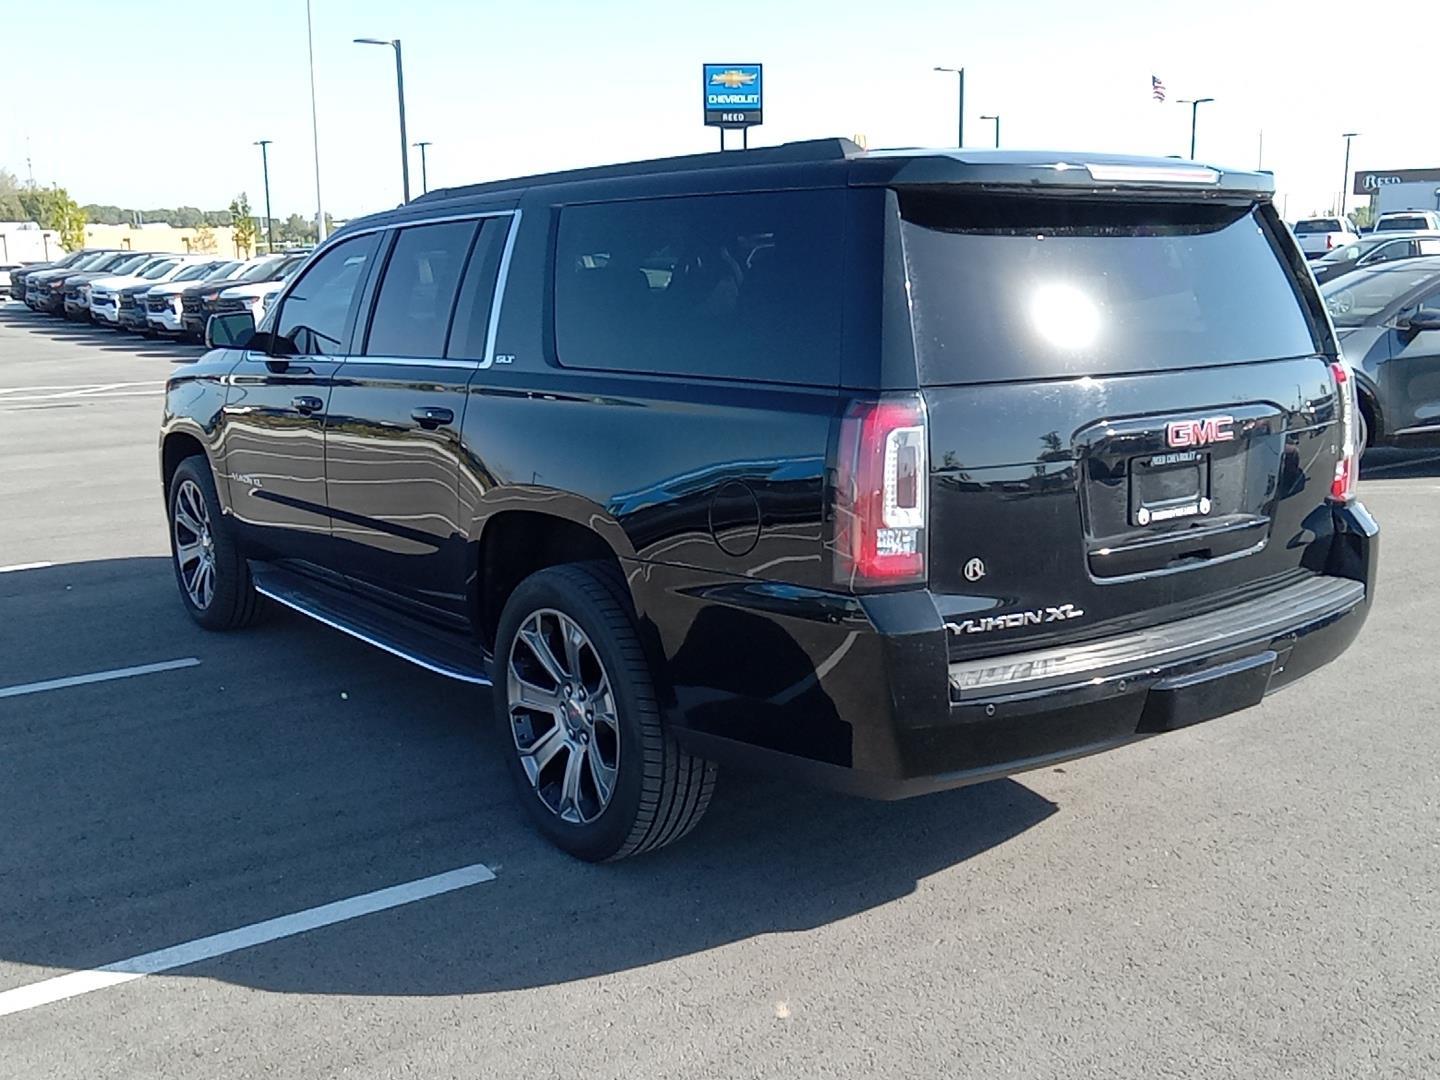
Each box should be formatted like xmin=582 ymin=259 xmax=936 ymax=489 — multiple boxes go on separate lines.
xmin=167 ymin=456 xmax=262 ymax=630
xmin=493 ymin=563 xmax=716 ymax=861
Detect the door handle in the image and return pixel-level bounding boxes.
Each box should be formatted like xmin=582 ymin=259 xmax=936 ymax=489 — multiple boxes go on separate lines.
xmin=411 ymin=406 xmax=455 ymax=429
xmin=292 ymin=395 xmax=324 ymax=415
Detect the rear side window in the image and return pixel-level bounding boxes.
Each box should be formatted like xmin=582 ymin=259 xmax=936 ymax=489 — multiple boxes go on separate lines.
xmin=553 ymin=191 xmax=844 ymax=385
xmin=364 ymin=220 xmax=477 ymax=358
xmin=901 ymin=193 xmax=1318 ymax=384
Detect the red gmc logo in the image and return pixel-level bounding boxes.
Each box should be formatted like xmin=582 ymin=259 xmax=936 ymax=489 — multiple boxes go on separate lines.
xmin=1166 ymin=416 xmax=1235 ymax=448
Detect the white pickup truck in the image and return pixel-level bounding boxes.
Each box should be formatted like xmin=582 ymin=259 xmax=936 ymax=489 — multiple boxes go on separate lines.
xmin=1292 ymin=216 xmax=1359 ymax=259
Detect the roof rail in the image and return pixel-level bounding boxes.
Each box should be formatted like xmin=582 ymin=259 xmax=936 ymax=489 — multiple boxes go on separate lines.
xmin=412 ymin=137 xmax=864 ymax=204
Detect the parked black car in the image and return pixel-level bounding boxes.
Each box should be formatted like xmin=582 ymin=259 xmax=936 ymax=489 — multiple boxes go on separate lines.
xmin=162 ymin=140 xmax=1377 ymax=861
xmin=9 ymin=249 xmax=101 ymax=301
xmin=23 ymin=250 xmax=123 ymax=310
xmin=1321 ymin=256 xmax=1440 ymax=447
xmin=179 ymin=253 xmax=303 ymax=340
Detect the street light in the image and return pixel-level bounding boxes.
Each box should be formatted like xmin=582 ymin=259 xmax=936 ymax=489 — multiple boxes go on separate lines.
xmin=413 ymin=141 xmax=433 ymax=194
xmin=933 ymin=65 xmax=965 ymax=148
xmin=354 ymin=37 xmax=411 ymax=203
xmin=305 ymin=0 xmax=326 ymax=242
xmin=1340 ymin=132 xmax=1360 ymax=217
xmin=979 ymin=114 xmax=1000 ymax=148
xmin=1176 ymin=97 xmax=1215 ymax=160
xmin=253 ymin=139 xmax=275 ymax=255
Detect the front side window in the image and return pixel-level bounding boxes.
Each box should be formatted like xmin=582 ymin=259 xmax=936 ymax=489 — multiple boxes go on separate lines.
xmin=554 ymin=191 xmax=844 ymax=384
xmin=270 ymin=235 xmax=378 ymax=356
xmin=364 ymin=220 xmax=477 ymax=358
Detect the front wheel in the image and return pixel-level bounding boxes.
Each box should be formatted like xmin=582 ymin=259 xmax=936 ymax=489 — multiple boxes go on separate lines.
xmin=494 ymin=563 xmax=716 ymax=861
xmin=167 ymin=456 xmax=262 ymax=630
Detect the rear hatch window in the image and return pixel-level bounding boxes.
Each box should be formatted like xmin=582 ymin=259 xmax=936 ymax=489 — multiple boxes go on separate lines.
xmin=1293 ymin=219 xmax=1341 ymax=234
xmin=1377 ymin=215 xmax=1427 ymax=231
xmin=900 ymin=193 xmax=1318 ymax=384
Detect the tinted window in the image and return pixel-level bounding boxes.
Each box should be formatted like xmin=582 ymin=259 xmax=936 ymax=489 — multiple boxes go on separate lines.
xmin=1366 ymin=240 xmax=1417 ymax=263
xmin=446 ymin=217 xmax=511 ymax=361
xmin=364 ymin=220 xmax=476 ymax=358
xmin=271 ymin=234 xmax=378 ymax=356
xmin=1294 ymin=219 xmax=1342 ymax=234
xmin=140 ymin=260 xmax=180 ymax=280
xmin=902 ymin=194 xmax=1317 ymax=383
xmin=1376 ymin=215 xmax=1428 ymax=232
xmin=1322 ymin=265 xmax=1440 ymax=326
xmin=554 ymin=191 xmax=844 ymax=384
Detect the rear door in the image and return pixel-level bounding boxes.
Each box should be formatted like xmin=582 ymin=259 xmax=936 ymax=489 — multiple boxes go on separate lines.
xmin=324 ymin=213 xmax=513 ymax=626
xmin=220 ymin=234 xmax=379 ymax=568
xmin=895 ymin=190 xmax=1338 ymax=656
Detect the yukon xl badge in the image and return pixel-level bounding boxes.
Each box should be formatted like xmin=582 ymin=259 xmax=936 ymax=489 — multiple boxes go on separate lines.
xmin=946 ymin=603 xmax=1085 ymax=636
xmin=1166 ymin=415 xmax=1234 ymax=449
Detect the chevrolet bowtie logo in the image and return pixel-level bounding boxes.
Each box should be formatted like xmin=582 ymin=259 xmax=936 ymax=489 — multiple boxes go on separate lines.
xmin=709 ymin=69 xmax=757 ymax=89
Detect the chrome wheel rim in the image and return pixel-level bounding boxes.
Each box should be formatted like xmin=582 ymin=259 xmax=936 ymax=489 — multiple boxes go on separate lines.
xmin=173 ymin=479 xmax=217 ymax=610
xmin=507 ymin=609 xmax=619 ymax=825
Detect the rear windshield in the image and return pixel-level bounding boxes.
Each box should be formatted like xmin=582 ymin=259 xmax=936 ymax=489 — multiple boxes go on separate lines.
xmin=900 ymin=194 xmax=1317 ymax=384
xmin=1375 ymin=215 xmax=1428 ymax=231
xmin=1294 ymin=219 xmax=1342 ymax=234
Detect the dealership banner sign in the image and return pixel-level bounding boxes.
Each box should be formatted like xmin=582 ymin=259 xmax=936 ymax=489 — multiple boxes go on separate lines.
xmin=703 ymin=63 xmax=763 ymax=129
xmin=1354 ymin=167 xmax=1440 ymax=194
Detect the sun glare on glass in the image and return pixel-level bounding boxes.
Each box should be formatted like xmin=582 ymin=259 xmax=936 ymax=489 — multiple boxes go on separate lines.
xmin=1030 ymin=283 xmax=1102 ymax=349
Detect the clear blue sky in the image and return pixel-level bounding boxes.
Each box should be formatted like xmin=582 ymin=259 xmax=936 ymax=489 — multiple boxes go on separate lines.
xmin=4 ymin=0 xmax=1433 ymax=222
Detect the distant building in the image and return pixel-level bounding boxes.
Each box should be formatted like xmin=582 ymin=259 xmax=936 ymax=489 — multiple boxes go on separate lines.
xmin=82 ymin=222 xmax=247 ymax=257
xmin=0 ymin=222 xmax=63 ymax=263
xmin=1353 ymin=167 xmax=1440 ymax=216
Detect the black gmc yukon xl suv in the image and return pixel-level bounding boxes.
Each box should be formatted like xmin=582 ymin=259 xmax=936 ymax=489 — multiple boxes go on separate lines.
xmin=162 ymin=140 xmax=1378 ymax=861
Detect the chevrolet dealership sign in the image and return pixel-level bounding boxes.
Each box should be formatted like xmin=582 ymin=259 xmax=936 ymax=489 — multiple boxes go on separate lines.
xmin=703 ymin=63 xmax=763 ymax=130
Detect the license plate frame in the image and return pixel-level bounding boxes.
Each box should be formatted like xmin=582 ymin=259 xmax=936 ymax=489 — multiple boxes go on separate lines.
xmin=1130 ymin=450 xmax=1212 ymax=527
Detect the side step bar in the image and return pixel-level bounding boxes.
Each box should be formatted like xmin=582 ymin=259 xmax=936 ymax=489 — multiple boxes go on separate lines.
xmin=251 ymin=563 xmax=492 ymax=685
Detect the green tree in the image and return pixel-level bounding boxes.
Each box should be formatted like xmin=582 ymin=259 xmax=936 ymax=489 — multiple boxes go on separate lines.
xmin=229 ymin=193 xmax=257 ymax=257
xmin=17 ymin=184 xmax=86 ymax=250
xmin=82 ymin=204 xmax=125 ymax=225
xmin=0 ymin=169 xmax=24 ymax=221
xmin=1351 ymin=204 xmax=1375 ymax=230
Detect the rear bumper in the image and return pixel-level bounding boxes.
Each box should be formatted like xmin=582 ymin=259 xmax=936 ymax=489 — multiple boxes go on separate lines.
xmin=653 ymin=501 xmax=1378 ymax=799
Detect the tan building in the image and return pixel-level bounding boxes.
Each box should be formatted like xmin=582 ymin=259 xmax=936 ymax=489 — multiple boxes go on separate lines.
xmin=82 ymin=222 xmax=251 ymax=258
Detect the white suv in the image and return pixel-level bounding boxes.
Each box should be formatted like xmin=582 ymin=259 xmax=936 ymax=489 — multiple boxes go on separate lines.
xmin=89 ymin=255 xmax=205 ymax=325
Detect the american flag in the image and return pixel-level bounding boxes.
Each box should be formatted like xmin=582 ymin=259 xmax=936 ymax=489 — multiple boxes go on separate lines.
xmin=1151 ymin=75 xmax=1166 ymax=102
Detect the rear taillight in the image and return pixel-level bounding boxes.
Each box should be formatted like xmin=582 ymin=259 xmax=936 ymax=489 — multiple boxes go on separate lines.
xmin=1329 ymin=361 xmax=1357 ymax=503
xmin=833 ymin=394 xmax=927 ymax=588
xmin=1326 ymin=234 xmax=1335 ymax=250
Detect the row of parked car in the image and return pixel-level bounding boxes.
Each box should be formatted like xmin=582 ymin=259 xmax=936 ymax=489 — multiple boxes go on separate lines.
xmin=7 ymin=247 xmax=309 ymax=340
xmin=1292 ymin=208 xmax=1440 ymax=260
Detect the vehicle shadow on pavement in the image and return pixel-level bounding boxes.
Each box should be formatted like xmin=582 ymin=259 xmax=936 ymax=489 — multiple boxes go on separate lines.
xmin=0 ymin=305 xmax=203 ymax=360
xmin=0 ymin=557 xmax=1057 ymax=998
xmin=1359 ymin=445 xmax=1440 ymax=479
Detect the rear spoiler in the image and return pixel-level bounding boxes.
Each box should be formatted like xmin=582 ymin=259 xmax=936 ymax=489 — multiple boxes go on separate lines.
xmin=850 ymin=151 xmax=1274 ymax=199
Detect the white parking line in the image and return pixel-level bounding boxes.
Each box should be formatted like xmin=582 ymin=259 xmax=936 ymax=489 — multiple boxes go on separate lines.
xmin=0 ymin=658 xmax=200 ymax=700
xmin=0 ymin=562 xmax=53 ymax=573
xmin=0 ymin=863 xmax=497 ymax=1018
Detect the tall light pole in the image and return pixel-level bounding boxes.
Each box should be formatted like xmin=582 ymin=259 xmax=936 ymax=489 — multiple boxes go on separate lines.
xmin=413 ymin=141 xmax=432 ymax=194
xmin=1176 ymin=97 xmax=1214 ymax=160
xmin=980 ymin=114 xmax=1000 ymax=148
xmin=253 ymin=139 xmax=275 ymax=255
xmin=305 ymin=0 xmax=326 ymax=242
xmin=1340 ymin=132 xmax=1360 ymax=217
xmin=354 ymin=37 xmax=411 ymax=203
xmin=933 ymin=66 xmax=964 ymax=148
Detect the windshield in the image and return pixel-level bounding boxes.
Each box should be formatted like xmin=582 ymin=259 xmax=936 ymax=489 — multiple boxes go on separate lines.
xmin=236 ymin=257 xmax=285 ymax=283
xmin=276 ymin=256 xmax=308 ymax=281
xmin=1318 ymin=237 xmax=1386 ymax=265
xmin=105 ymin=254 xmax=150 ymax=274
xmin=204 ymin=261 xmax=242 ymax=280
xmin=171 ymin=263 xmax=214 ymax=283
xmin=1294 ymin=219 xmax=1342 ymax=234
xmin=1322 ymin=264 xmax=1440 ymax=325
xmin=902 ymin=194 xmax=1316 ymax=382
xmin=70 ymin=252 xmax=115 ymax=271
xmin=140 ymin=260 xmax=179 ymax=280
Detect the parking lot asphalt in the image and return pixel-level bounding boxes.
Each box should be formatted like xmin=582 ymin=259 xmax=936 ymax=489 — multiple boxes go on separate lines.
xmin=1 ymin=298 xmax=1437 ymax=1079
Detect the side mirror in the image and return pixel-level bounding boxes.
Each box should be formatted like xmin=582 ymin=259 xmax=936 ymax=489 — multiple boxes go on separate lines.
xmin=205 ymin=311 xmax=257 ymax=350
xmin=1402 ymin=309 xmax=1440 ymax=334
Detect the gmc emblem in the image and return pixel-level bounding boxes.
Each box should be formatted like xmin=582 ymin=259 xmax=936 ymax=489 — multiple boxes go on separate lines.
xmin=1166 ymin=415 xmax=1235 ymax=449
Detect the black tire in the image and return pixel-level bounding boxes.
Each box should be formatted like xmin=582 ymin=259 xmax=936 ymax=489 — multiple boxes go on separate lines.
xmin=493 ymin=562 xmax=716 ymax=862
xmin=167 ymin=456 xmax=263 ymax=630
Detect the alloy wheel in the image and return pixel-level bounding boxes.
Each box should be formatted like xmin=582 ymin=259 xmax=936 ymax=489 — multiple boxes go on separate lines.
xmin=173 ymin=478 xmax=217 ymax=610
xmin=507 ymin=609 xmax=620 ymax=825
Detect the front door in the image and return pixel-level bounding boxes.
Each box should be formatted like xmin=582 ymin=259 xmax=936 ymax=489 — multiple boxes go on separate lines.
xmin=219 ymin=233 xmax=380 ymax=568
xmin=1385 ymin=283 xmax=1440 ymax=434
xmin=324 ymin=214 xmax=512 ymax=626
